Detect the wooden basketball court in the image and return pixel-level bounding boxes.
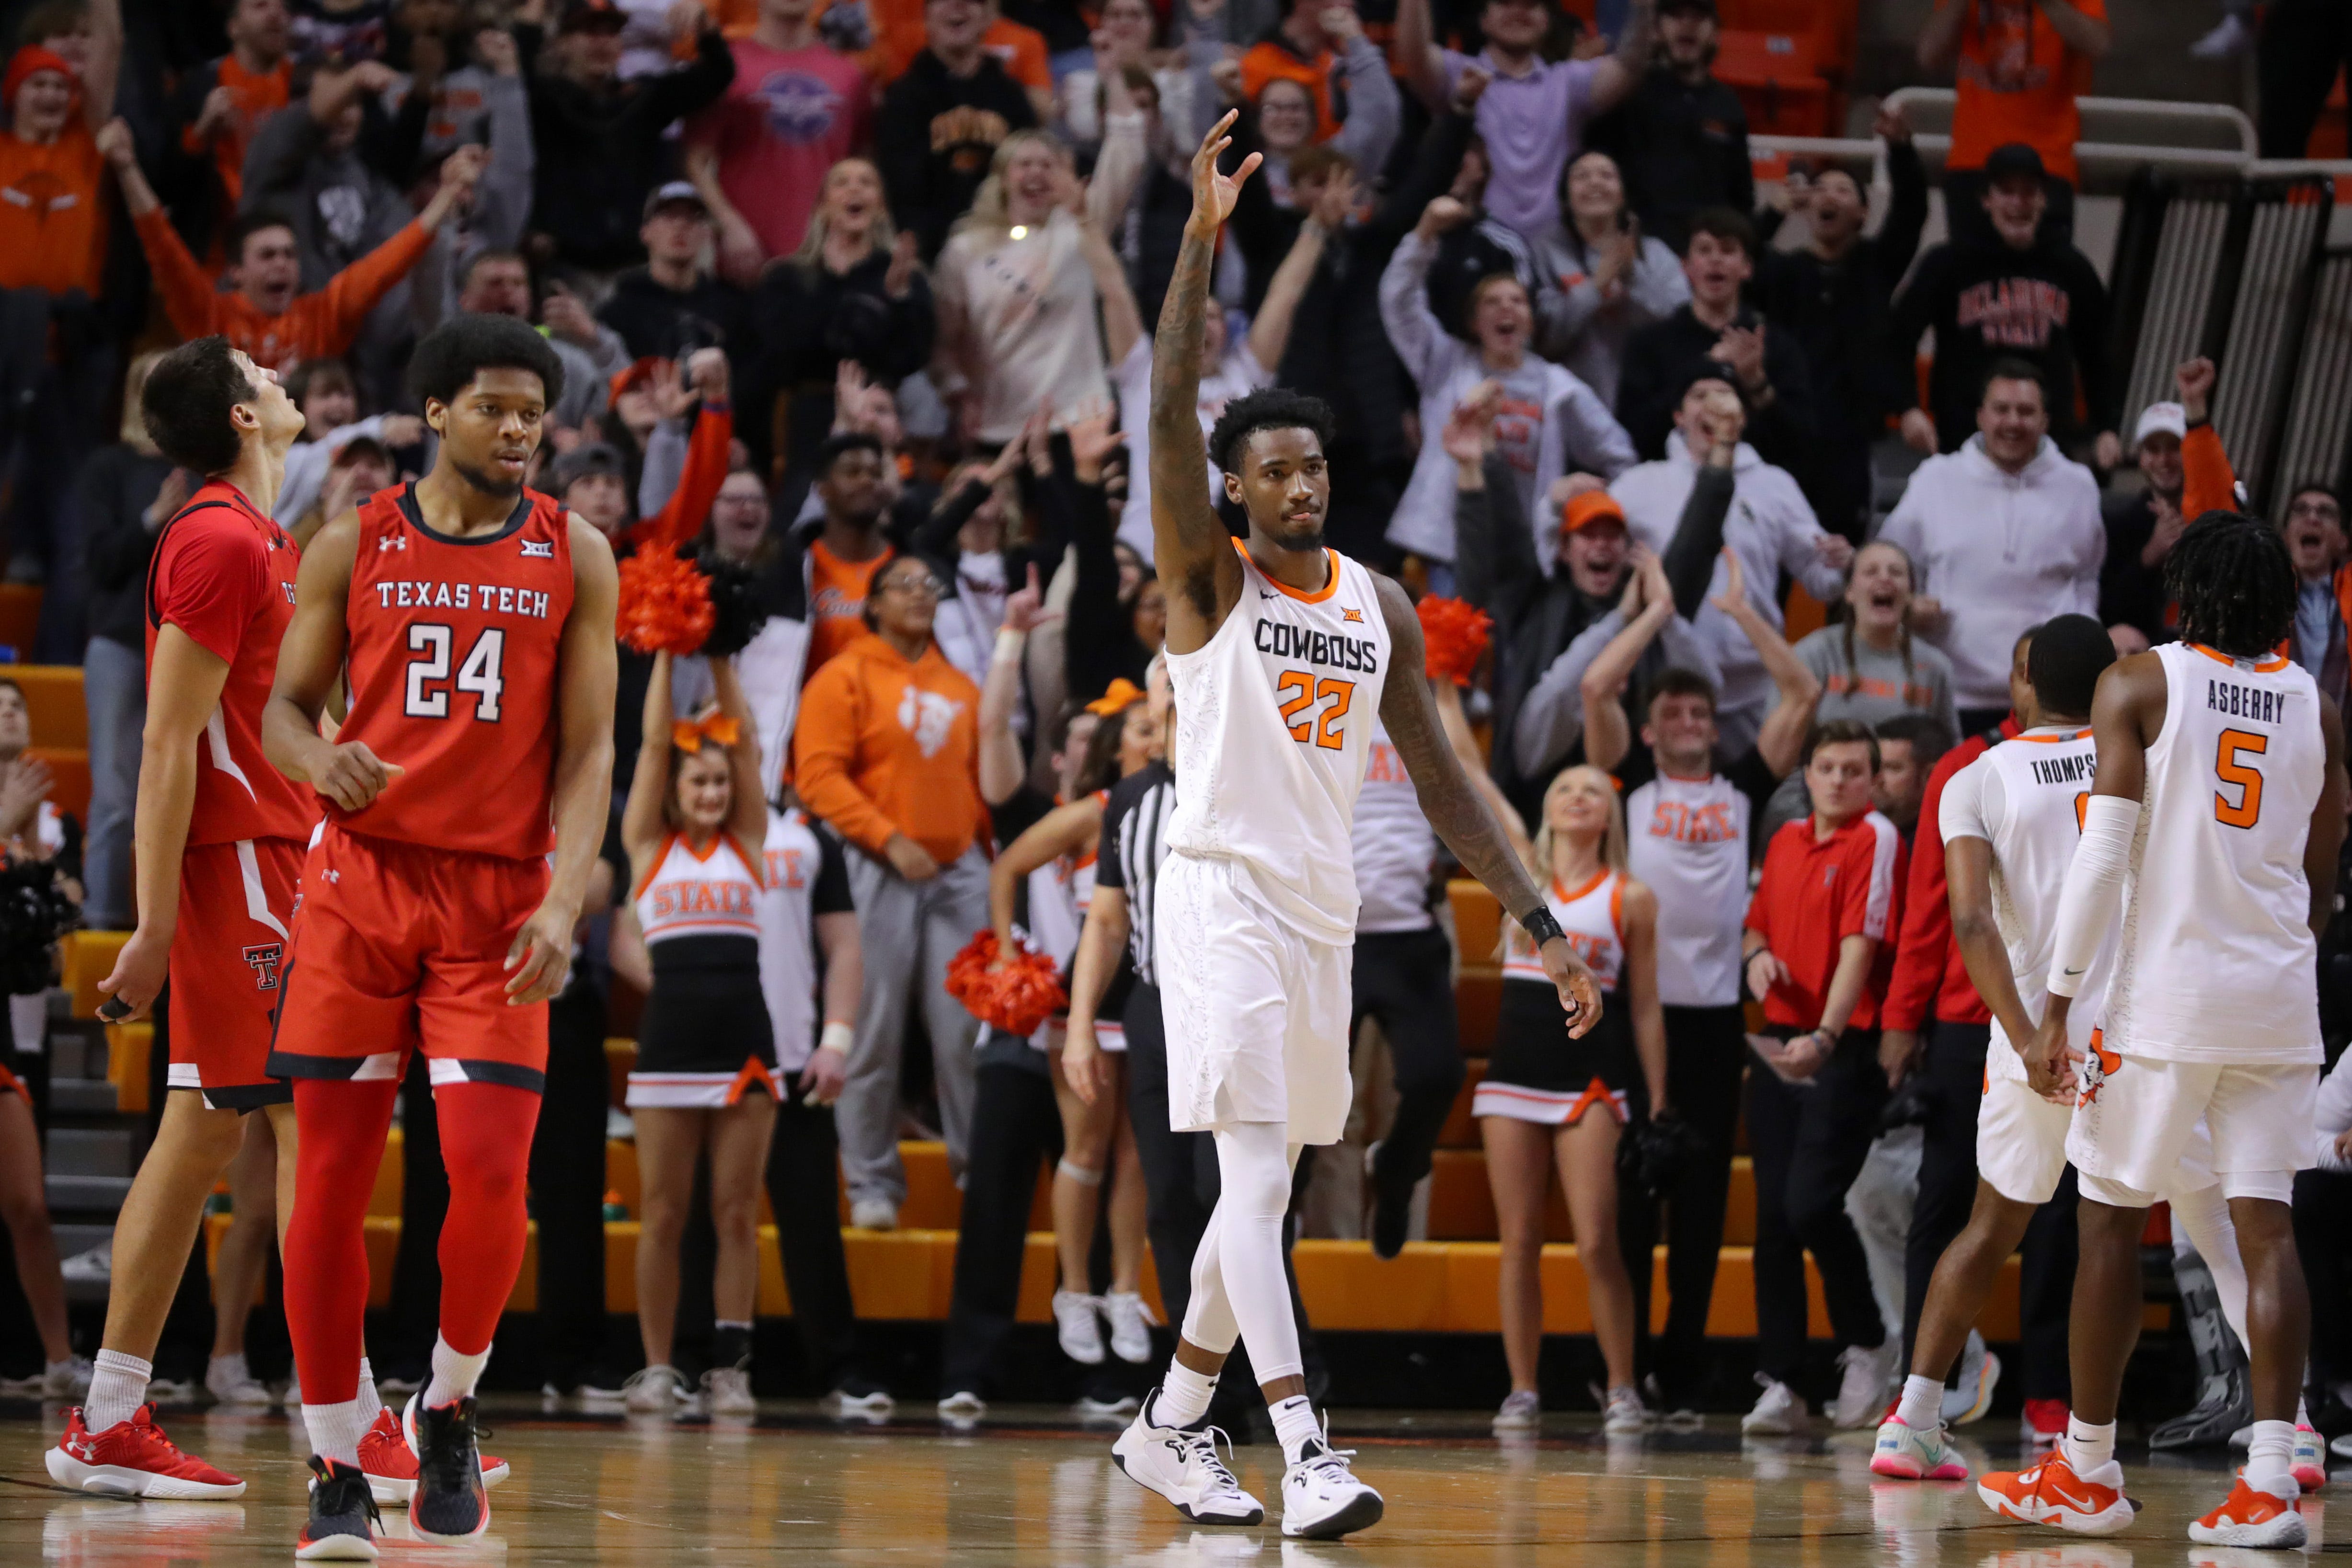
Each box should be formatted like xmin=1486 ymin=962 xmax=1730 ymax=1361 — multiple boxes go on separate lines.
xmin=0 ymin=1399 xmax=2314 ymax=1562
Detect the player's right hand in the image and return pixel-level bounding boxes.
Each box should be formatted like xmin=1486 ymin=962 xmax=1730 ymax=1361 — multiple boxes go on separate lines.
xmin=309 ymin=742 xmax=403 ymax=812
xmin=96 ymin=926 xmax=171 ymax=1025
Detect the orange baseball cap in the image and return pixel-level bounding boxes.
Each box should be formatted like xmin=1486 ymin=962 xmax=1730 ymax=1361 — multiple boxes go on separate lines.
xmin=1562 ymin=490 xmax=1627 ymax=535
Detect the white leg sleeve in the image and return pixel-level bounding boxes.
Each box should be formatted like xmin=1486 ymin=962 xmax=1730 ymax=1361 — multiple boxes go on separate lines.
xmin=2170 ymin=1183 xmax=2251 ymax=1358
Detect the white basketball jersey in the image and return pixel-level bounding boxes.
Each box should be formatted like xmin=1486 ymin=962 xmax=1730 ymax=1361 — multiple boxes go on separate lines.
xmin=757 ymin=807 xmax=824 ymax=1071
xmin=1625 ymin=771 xmax=1752 ymax=1007
xmin=634 ymin=830 xmax=765 ymax=944
xmin=1165 ymin=543 xmax=1394 ymax=943
xmin=2103 ymin=641 xmax=2325 ymax=1065
xmin=1939 ymin=726 xmax=2110 ymax=1080
xmin=1503 ymin=868 xmax=1625 ymax=990
xmin=1351 ymin=721 xmax=1438 ymax=934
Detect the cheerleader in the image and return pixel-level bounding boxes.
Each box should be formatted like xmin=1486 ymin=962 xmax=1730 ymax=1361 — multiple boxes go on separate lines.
xmin=1477 ymin=765 xmax=1669 ymax=1435
xmin=618 ymin=650 xmax=773 ymax=1415
xmin=985 ymin=684 xmax=1162 ymax=1367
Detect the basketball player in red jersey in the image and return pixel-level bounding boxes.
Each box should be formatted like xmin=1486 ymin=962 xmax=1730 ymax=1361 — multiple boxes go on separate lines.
xmin=262 ymin=315 xmax=618 ymax=1558
xmin=45 ymin=337 xmax=310 ymax=1501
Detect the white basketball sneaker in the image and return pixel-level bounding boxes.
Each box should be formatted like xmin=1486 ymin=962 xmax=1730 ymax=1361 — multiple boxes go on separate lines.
xmin=1280 ymin=1422 xmax=1384 ymax=1540
xmin=1111 ymin=1390 xmax=1263 ymax=1526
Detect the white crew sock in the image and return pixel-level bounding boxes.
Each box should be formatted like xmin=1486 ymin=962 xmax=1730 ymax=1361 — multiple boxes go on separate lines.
xmin=1894 ymin=1373 xmax=1943 ymax=1432
xmin=2062 ymin=1416 xmax=2116 ymax=1476
xmin=1155 ymin=1361 xmax=1217 ymax=1428
xmin=422 ymin=1335 xmax=489 ymax=1409
xmin=84 ymin=1349 xmax=151 ymax=1433
xmin=303 ymin=1398 xmax=368 ymax=1467
xmin=2247 ymin=1418 xmax=2299 ymax=1498
xmin=1270 ymin=1395 xmax=1321 ymax=1465
xmin=355 ymin=1357 xmax=382 ymax=1427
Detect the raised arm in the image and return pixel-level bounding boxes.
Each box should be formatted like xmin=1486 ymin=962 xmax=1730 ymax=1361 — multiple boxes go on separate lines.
xmin=506 ymin=517 xmax=620 ymax=1005
xmin=622 ymin=647 xmax=678 ymax=867
xmin=1377 ymin=573 xmax=1602 ymax=1034
xmin=1152 ymin=113 xmax=1256 ymax=654
xmin=1710 ymin=550 xmax=1823 ymax=778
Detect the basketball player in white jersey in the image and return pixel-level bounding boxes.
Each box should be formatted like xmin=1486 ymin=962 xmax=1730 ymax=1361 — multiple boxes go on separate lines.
xmin=1874 ymin=616 xmax=2261 ymax=1484
xmin=1110 ymin=114 xmax=1601 ymax=1541
xmin=1980 ymin=516 xmax=2347 ymax=1548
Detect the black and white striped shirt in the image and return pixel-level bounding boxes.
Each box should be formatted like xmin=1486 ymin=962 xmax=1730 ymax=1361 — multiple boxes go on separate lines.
xmin=1095 ymin=760 xmax=1174 ymax=986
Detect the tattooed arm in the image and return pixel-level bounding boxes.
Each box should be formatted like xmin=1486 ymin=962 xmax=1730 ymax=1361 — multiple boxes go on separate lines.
xmin=1152 ymin=111 xmax=1260 ymax=656
xmin=1375 ymin=574 xmax=1603 ymax=1036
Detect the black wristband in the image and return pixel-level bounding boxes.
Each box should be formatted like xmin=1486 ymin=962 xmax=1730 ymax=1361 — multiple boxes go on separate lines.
xmin=1519 ymin=904 xmax=1565 ymax=949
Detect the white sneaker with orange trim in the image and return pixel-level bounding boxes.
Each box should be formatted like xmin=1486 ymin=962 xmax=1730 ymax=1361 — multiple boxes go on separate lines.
xmin=2186 ymin=1476 xmax=2306 ymax=1548
xmin=1976 ymin=1451 xmax=2134 ymax=1535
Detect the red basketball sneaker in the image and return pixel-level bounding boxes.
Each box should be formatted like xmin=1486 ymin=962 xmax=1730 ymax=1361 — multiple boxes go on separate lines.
xmin=2187 ymin=1475 xmax=2306 ymax=1548
xmin=45 ymin=1405 xmax=246 ymax=1498
xmin=346 ymin=1408 xmax=510 ymax=1504
xmin=1977 ymin=1451 xmax=2134 ymax=1535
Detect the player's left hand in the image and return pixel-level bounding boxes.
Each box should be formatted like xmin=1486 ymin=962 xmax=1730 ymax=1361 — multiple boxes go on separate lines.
xmin=1540 ymin=936 xmax=1602 ymax=1039
xmin=504 ymin=901 xmax=574 ymax=1006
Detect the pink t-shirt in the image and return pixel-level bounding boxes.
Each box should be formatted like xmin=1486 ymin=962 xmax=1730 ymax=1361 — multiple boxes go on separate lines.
xmin=690 ymin=39 xmax=871 ymax=262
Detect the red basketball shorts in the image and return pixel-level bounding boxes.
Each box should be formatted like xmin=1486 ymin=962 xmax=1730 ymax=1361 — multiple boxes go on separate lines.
xmin=267 ymin=825 xmax=554 ymax=1093
xmin=167 ymin=836 xmax=303 ymax=1111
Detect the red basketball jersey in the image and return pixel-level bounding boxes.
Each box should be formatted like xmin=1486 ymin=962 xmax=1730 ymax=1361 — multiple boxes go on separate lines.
xmin=331 ymin=483 xmax=575 ymax=859
xmin=144 ymin=480 xmax=315 ymax=847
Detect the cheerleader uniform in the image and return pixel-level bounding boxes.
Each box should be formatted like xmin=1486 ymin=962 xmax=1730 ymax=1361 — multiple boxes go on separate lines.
xmin=1475 ymin=868 xmax=1641 ymax=1126
xmin=1027 ymin=790 xmax=1127 ymax=1054
xmin=627 ymin=830 xmax=778 ymax=1107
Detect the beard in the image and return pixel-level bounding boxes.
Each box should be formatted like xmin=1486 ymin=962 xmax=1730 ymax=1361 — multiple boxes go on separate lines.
xmin=450 ymin=455 xmax=526 ymax=500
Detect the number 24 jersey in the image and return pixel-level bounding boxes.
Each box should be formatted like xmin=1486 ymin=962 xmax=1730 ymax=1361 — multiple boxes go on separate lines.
xmin=2104 ymin=641 xmax=2325 ymax=1065
xmin=331 ymin=483 xmax=575 ymax=860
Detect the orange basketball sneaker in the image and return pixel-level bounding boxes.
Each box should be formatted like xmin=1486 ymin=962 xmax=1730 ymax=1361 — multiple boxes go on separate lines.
xmin=1976 ymin=1450 xmax=2134 ymax=1535
xmin=2186 ymin=1475 xmax=2306 ymax=1548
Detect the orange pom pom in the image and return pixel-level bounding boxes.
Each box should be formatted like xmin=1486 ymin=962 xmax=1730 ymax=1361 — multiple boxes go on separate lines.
xmin=616 ymin=547 xmax=717 ymax=655
xmin=944 ymin=930 xmax=1070 ymax=1038
xmin=1418 ymin=595 xmax=1492 ymax=686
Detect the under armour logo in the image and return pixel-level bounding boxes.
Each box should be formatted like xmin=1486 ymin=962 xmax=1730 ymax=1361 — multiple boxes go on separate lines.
xmin=378 ymin=534 xmax=408 ymax=551
xmin=242 ymin=943 xmax=284 ymax=991
xmin=520 ymin=539 xmax=554 ymax=559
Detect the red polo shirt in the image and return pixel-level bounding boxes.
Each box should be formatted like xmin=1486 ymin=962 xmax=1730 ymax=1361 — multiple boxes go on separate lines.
xmin=1745 ymin=810 xmax=1906 ymax=1031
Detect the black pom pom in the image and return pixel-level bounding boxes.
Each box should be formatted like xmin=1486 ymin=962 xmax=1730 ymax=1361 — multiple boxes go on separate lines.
xmin=694 ymin=548 xmax=768 ymax=658
xmin=0 ymin=858 xmax=78 ymax=996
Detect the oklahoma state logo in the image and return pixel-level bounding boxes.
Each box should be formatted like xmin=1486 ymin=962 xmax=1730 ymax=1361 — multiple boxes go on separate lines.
xmin=243 ymin=943 xmax=285 ymax=991
xmin=2077 ymin=1030 xmax=2120 ymax=1107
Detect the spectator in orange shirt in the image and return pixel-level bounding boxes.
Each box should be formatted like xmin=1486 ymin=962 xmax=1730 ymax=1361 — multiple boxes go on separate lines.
xmin=0 ymin=0 xmax=120 ymax=648
xmin=99 ymin=120 xmax=482 ymax=374
xmin=161 ymin=0 xmax=292 ymax=259
xmin=1919 ymin=0 xmax=2109 ymax=249
xmin=793 ymin=551 xmax=991 ymax=1230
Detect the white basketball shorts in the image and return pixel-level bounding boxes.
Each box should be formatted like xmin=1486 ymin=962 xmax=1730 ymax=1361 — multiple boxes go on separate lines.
xmin=2066 ymin=1040 xmax=2315 ymax=1204
xmin=1153 ymin=850 xmax=1353 ymax=1145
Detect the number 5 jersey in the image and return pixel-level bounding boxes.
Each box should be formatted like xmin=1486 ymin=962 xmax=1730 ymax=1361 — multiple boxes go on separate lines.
xmin=2102 ymin=641 xmax=2326 ymax=1065
xmin=332 ymin=483 xmax=575 ymax=859
xmin=1164 ymin=542 xmax=1392 ymax=944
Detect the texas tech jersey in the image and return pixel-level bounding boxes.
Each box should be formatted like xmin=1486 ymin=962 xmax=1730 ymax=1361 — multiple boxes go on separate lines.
xmin=332 ymin=484 xmax=575 ymax=859
xmin=1164 ymin=542 xmax=1392 ymax=943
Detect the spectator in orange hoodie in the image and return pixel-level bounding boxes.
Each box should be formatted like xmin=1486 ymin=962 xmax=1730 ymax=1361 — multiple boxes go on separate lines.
xmin=97 ymin=118 xmax=482 ymax=374
xmin=794 ymin=551 xmax=991 ymax=1230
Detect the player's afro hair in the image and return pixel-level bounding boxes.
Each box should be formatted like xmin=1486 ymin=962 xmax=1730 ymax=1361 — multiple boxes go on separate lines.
xmin=407 ymin=312 xmax=566 ymax=413
xmin=140 ymin=335 xmax=256 ymax=477
xmin=2023 ymin=613 xmax=2114 ymax=721
xmin=1207 ymin=387 xmax=1336 ymax=476
xmin=2168 ymin=510 xmax=2297 ymax=660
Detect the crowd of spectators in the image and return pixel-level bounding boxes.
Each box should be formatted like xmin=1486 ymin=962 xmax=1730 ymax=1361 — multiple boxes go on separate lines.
xmin=4 ymin=0 xmax=2351 ymax=1436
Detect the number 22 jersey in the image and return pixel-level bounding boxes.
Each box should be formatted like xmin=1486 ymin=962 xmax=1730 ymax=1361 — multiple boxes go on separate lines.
xmin=331 ymin=483 xmax=576 ymax=860
xmin=1165 ymin=541 xmax=1392 ymax=943
xmin=2102 ymin=641 xmax=2325 ymax=1065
